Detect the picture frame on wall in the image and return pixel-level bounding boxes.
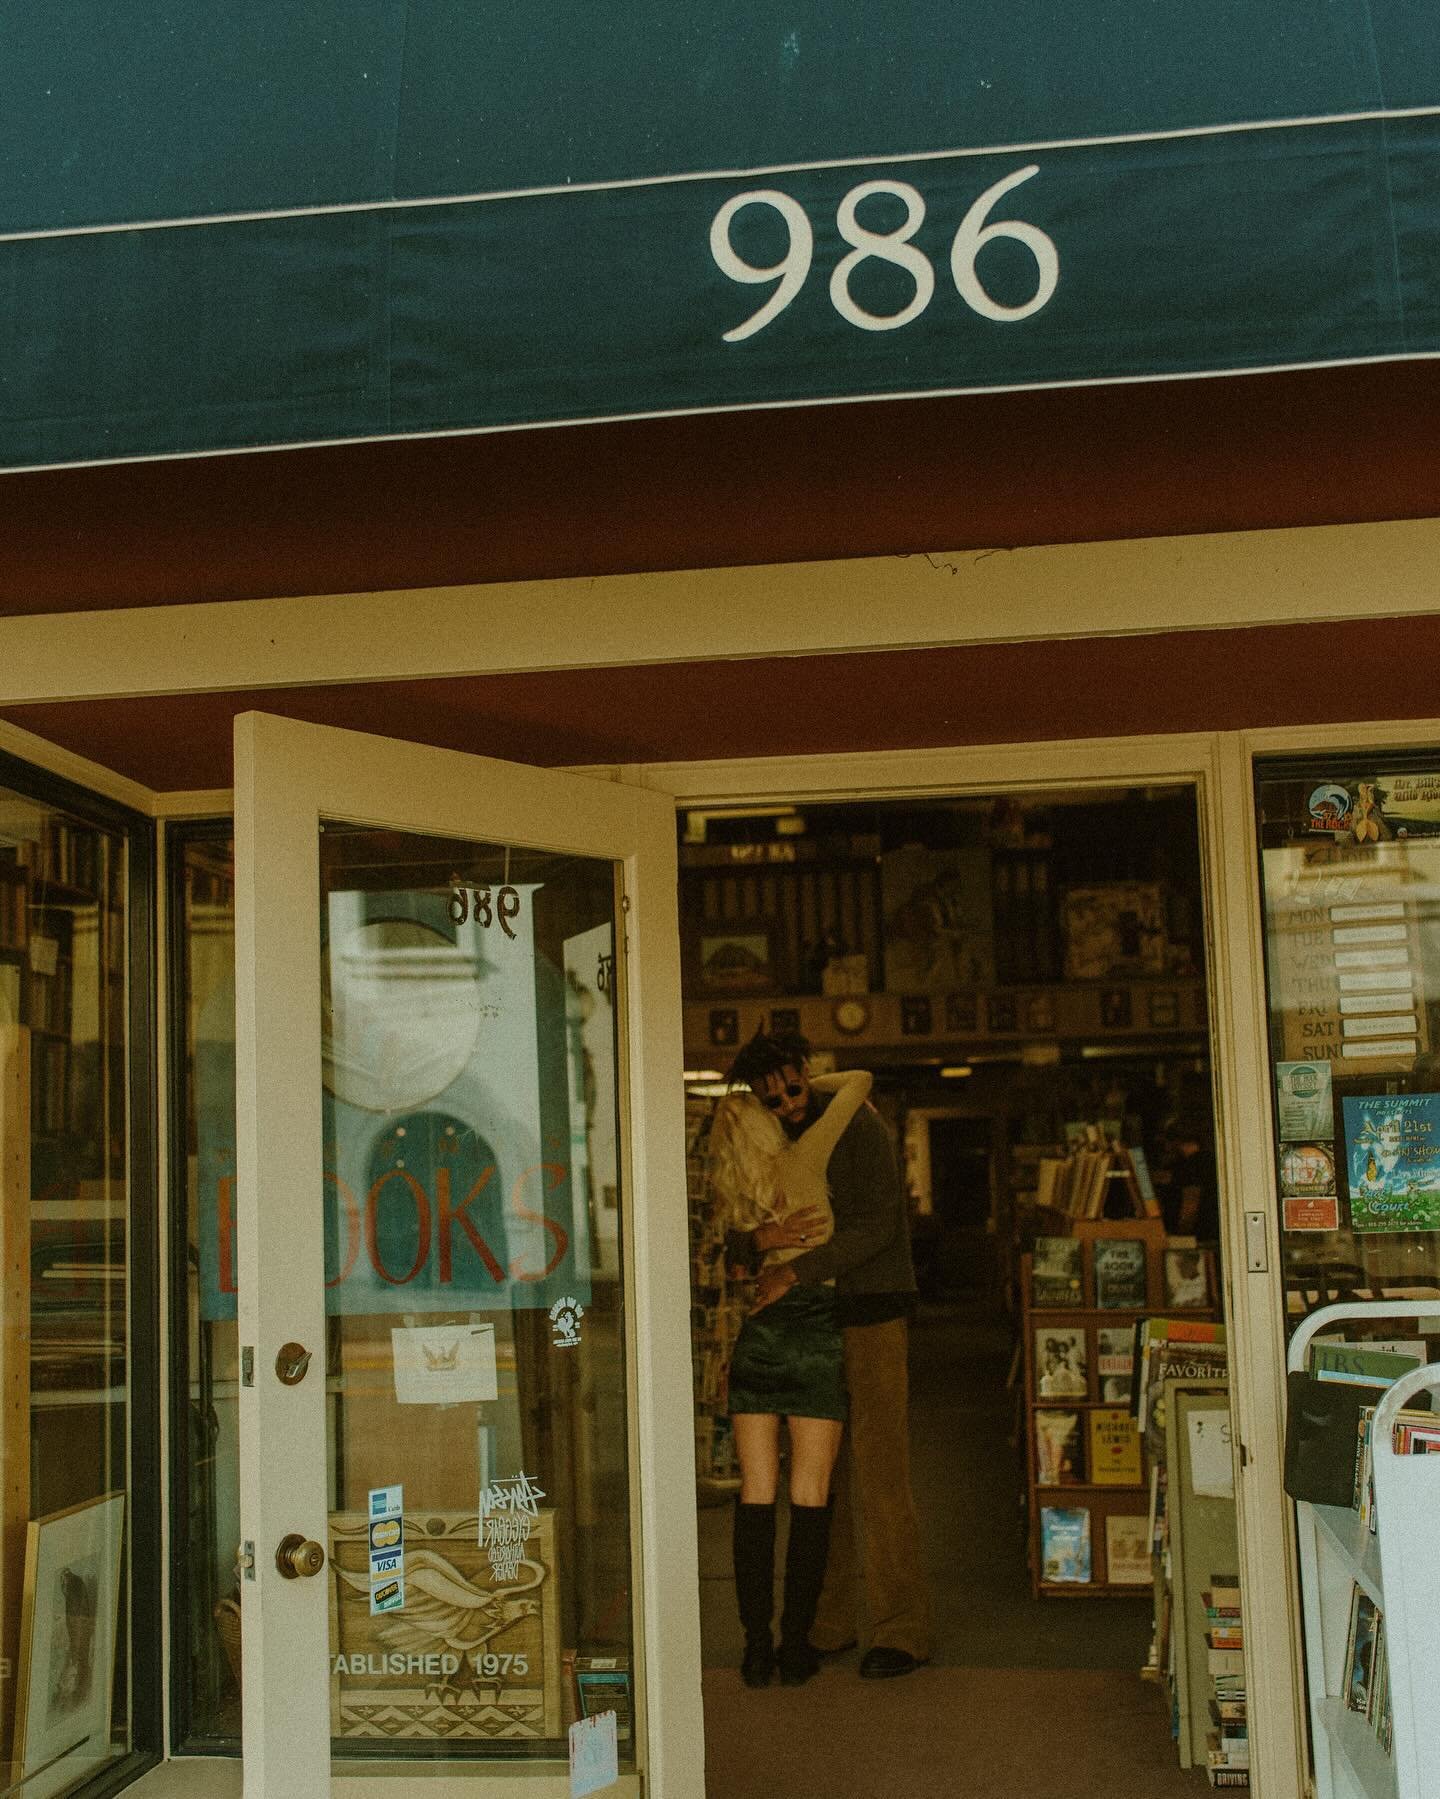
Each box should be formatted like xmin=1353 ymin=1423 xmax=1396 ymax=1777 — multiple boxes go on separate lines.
xmin=14 ymin=1492 xmax=126 ymax=1799
xmin=696 ymin=927 xmax=776 ymax=993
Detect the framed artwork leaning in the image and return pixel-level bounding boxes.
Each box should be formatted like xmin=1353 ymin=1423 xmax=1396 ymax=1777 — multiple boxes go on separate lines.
xmin=14 ymin=1492 xmax=126 ymax=1799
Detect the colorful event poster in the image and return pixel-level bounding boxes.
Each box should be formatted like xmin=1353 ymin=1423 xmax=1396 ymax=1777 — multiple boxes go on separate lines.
xmin=1343 ymin=1093 xmax=1440 ymax=1232
xmin=1276 ymin=1061 xmax=1333 ymax=1141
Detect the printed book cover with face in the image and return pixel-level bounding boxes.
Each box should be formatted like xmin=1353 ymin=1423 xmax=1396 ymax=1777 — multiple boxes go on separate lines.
xmin=1035 ymin=1327 xmax=1088 ymax=1398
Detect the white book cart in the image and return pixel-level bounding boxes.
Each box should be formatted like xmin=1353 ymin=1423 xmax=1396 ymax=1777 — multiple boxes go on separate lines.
xmin=1289 ymin=1300 xmax=1440 ymax=1799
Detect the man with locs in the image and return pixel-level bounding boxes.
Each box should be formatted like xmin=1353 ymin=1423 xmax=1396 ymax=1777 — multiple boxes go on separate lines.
xmin=726 ymin=1029 xmax=931 ymax=1678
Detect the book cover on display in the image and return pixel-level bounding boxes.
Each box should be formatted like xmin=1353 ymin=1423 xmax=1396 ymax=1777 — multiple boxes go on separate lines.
xmin=1035 ymin=1410 xmax=1085 ymax=1485
xmin=1089 ymin=1407 xmax=1143 ymax=1485
xmin=1097 ymin=1325 xmax=1135 ymax=1402
xmin=1094 ymin=1237 xmax=1147 ymax=1309
xmin=1035 ymin=1327 xmax=1088 ymax=1398
xmin=1162 ymin=1246 xmax=1211 ymax=1309
xmin=1031 ymin=1236 xmax=1083 ymax=1307
xmin=1342 ymin=1091 xmax=1440 ymax=1232
xmin=1040 ymin=1506 xmax=1092 ymax=1584
xmin=1104 ymin=1513 xmax=1151 ymax=1585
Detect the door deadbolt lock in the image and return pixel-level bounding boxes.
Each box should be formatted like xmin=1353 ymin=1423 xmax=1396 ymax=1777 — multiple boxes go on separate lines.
xmin=275 ymin=1534 xmax=326 ymax=1580
xmin=275 ymin=1342 xmax=312 ymax=1386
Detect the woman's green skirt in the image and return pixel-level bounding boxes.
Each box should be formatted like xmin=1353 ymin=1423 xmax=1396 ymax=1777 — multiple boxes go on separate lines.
xmin=728 ymin=1283 xmax=846 ymax=1422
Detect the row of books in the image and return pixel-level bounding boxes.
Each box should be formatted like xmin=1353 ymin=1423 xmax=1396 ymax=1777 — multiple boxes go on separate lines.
xmin=1032 ymin=1233 xmax=1212 ymax=1311
xmin=1039 ymin=1505 xmax=1151 ymax=1586
xmin=1035 ymin=1406 xmax=1143 ymax=1487
xmin=1204 ymin=1573 xmax=1249 ymax=1788
xmin=1033 ymin=1144 xmax=1157 ymax=1220
xmin=1343 ymin=1583 xmax=1393 ymax=1759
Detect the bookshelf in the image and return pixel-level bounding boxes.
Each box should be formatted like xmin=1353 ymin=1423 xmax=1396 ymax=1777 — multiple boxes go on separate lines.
xmin=686 ymin=1093 xmax=742 ymax=1493
xmin=1289 ymin=1301 xmax=1440 ymax=1799
xmin=1021 ymin=1232 xmax=1218 ymax=1598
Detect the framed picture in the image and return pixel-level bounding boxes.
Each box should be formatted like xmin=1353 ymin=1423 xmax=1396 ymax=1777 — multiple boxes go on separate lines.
xmin=14 ymin=1493 xmax=126 ymax=1799
xmin=707 ymin=1008 xmax=739 ymax=1047
xmin=944 ymin=992 xmax=977 ymax=1032
xmin=696 ymin=928 xmax=776 ymax=993
xmin=900 ymin=995 xmax=933 ymax=1035
xmin=1100 ymin=988 xmax=1133 ymax=1029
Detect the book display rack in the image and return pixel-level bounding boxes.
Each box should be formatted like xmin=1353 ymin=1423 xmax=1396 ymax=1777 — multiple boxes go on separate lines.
xmin=1021 ymin=1227 xmax=1218 ymax=1598
xmin=1289 ymin=1300 xmax=1440 ymax=1799
xmin=1156 ymin=1380 xmax=1247 ymax=1787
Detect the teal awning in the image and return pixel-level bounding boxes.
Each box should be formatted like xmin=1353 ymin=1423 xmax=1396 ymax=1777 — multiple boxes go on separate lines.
xmin=3 ymin=3 xmax=1438 ymax=468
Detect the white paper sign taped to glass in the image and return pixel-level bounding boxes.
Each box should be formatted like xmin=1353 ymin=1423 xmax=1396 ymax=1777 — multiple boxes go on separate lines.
xmin=392 ymin=1322 xmax=498 ymax=1405
xmin=569 ymin=1709 xmax=619 ymax=1799
xmin=196 ymin=890 xmax=605 ymax=1318
xmin=1187 ymin=1410 xmax=1235 ymax=1500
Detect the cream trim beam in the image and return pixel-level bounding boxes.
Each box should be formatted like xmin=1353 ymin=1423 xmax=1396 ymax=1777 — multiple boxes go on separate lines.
xmin=3 ymin=517 xmax=1439 ymax=705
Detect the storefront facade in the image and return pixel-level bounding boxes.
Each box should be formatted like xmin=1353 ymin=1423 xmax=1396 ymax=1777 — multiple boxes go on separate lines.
xmin=4 ymin=499 xmax=1440 ymax=1797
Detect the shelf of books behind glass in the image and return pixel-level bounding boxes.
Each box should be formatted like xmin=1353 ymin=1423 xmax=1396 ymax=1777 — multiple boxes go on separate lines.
xmin=1289 ymin=1309 xmax=1440 ymax=1799
xmin=1022 ymin=1234 xmax=1219 ymax=1599
xmin=687 ymin=1094 xmax=743 ymax=1493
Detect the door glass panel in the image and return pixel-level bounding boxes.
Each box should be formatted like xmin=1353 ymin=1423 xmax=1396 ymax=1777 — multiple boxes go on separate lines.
xmin=317 ymin=822 xmax=634 ymax=1771
xmin=173 ymin=829 xmax=241 ymax=1745
xmin=0 ymin=782 xmax=134 ymax=1798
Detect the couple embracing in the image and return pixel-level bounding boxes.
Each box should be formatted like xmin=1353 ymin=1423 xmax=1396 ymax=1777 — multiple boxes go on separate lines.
xmin=708 ymin=1030 xmax=931 ymax=1689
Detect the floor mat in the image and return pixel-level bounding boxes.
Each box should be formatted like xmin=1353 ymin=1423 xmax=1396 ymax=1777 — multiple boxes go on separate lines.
xmin=702 ymin=1664 xmax=1211 ymax=1798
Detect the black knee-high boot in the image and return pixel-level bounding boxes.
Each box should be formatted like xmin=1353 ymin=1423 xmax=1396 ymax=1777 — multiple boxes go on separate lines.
xmin=778 ymin=1501 xmax=833 ymax=1685
xmin=733 ymin=1502 xmax=777 ymax=1687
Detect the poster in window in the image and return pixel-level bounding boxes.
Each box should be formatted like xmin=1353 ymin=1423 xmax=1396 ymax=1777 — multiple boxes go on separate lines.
xmin=1342 ymin=1092 xmax=1440 ymax=1233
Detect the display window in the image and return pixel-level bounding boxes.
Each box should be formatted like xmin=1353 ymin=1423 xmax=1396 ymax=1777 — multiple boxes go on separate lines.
xmin=1255 ymin=757 xmax=1440 ymax=1319
xmin=170 ymin=821 xmax=637 ymax=1769
xmin=0 ymin=756 xmax=157 ymax=1799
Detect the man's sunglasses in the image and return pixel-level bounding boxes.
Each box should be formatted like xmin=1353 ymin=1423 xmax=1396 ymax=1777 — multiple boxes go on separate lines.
xmin=759 ymin=1082 xmax=806 ymax=1110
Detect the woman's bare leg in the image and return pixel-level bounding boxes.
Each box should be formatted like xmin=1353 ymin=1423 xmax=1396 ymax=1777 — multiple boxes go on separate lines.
xmin=733 ymin=1412 xmax=782 ymax=1503
xmin=786 ymin=1416 xmax=844 ymax=1506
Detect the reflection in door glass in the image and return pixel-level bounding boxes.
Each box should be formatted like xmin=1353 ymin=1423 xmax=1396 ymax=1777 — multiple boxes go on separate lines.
xmin=0 ymin=783 xmax=133 ymax=1797
xmin=176 ymin=825 xmax=638 ymax=1773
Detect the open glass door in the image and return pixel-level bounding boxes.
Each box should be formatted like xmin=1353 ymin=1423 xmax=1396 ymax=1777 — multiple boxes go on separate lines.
xmin=231 ymin=713 xmax=699 ymax=1799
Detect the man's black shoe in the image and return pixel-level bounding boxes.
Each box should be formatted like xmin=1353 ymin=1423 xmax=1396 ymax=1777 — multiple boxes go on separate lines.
xmin=859 ymin=1647 xmax=927 ymax=1679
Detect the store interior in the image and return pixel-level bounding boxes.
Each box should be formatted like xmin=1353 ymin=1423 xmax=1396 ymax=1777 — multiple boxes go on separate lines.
xmin=682 ymin=786 xmax=1240 ymax=1796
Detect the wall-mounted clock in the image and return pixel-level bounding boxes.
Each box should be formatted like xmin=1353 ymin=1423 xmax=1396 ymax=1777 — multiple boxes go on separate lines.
xmin=831 ymin=997 xmax=871 ymax=1035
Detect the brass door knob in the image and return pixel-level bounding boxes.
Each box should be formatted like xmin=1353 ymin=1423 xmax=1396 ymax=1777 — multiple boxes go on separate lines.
xmin=275 ymin=1534 xmax=326 ymax=1579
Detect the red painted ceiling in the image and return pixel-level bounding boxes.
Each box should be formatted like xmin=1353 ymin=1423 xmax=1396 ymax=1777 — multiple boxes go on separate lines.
xmin=0 ymin=359 xmax=1438 ymax=616
xmin=7 ymin=614 xmax=1440 ymax=792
